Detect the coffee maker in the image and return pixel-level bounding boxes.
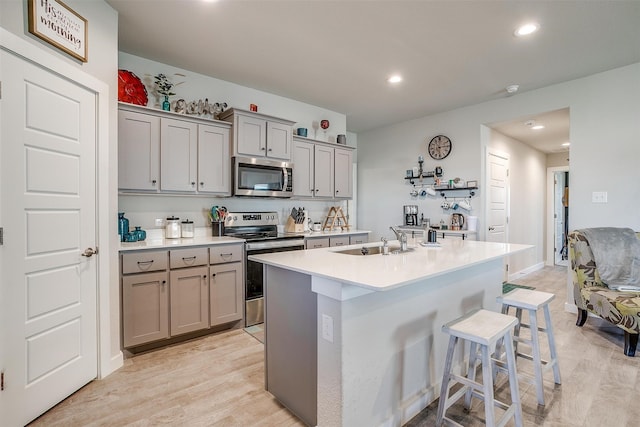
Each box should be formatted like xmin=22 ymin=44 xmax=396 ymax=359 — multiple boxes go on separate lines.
xmin=404 ymin=205 xmax=418 ymax=226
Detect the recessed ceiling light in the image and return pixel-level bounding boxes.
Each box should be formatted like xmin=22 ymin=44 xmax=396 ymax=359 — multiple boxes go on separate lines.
xmin=387 ymin=75 xmax=402 ymax=84
xmin=506 ymin=84 xmax=519 ymax=94
xmin=524 ymin=119 xmax=544 ymax=130
xmin=562 ymin=142 xmax=571 ymax=147
xmin=514 ymin=23 xmax=540 ymax=37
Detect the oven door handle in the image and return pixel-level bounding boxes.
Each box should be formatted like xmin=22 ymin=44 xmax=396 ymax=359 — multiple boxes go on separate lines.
xmin=245 ymin=239 xmax=305 ymax=251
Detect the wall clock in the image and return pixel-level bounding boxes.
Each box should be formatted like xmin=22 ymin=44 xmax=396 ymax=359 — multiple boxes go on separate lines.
xmin=428 ymin=135 xmax=452 ymax=160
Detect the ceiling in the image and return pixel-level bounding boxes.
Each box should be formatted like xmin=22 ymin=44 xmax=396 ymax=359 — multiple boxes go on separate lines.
xmin=107 ymin=0 xmax=640 ymax=152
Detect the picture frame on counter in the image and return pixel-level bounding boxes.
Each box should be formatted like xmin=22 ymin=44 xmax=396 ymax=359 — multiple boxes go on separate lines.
xmin=467 ymin=180 xmax=478 ymax=187
xmin=28 ymin=0 xmax=88 ymax=62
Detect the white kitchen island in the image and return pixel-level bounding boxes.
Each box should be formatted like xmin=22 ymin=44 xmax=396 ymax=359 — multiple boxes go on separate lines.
xmin=250 ymin=238 xmax=531 ymax=427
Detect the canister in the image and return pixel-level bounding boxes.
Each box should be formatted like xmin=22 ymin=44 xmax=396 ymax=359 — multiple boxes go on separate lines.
xmin=181 ymin=219 xmax=194 ymax=238
xmin=165 ymin=216 xmax=181 ymax=239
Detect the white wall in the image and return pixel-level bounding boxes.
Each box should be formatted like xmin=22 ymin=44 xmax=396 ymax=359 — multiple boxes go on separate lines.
xmin=118 ymin=53 xmax=354 ymax=231
xmin=1 ymin=0 xmax=121 ymax=375
xmin=547 ymin=151 xmax=570 ymax=168
xmin=357 ymin=62 xmax=640 ymax=269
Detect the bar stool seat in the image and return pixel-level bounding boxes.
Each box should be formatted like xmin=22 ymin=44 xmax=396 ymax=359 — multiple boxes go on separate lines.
xmin=495 ymin=289 xmax=561 ymax=406
xmin=436 ymin=309 xmax=523 ymax=427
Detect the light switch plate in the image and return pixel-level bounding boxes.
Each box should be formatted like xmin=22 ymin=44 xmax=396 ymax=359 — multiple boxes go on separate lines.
xmin=592 ymin=191 xmax=608 ymax=203
xmin=322 ymin=314 xmax=334 ymax=343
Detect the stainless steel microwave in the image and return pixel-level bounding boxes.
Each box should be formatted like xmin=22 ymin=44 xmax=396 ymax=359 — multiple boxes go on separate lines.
xmin=233 ymin=156 xmax=293 ymax=198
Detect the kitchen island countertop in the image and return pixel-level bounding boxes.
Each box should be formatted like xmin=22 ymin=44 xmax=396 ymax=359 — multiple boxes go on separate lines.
xmin=250 ymin=238 xmax=530 ymax=291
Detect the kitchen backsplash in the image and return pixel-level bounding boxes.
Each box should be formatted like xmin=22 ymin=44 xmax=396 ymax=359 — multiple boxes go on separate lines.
xmin=119 ymin=194 xmax=353 ymax=231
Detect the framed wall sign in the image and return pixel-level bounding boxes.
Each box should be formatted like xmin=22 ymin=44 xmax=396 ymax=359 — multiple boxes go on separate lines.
xmin=28 ymin=0 xmax=88 ymax=62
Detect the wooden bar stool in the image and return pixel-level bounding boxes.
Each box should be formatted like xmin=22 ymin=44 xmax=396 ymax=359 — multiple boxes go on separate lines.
xmin=436 ymin=309 xmax=523 ymax=427
xmin=495 ymin=289 xmax=561 ymax=406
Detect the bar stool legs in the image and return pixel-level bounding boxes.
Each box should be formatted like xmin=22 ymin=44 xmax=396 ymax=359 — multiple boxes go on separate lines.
xmin=436 ymin=309 xmax=523 ymax=427
xmin=496 ymin=289 xmax=561 ymax=406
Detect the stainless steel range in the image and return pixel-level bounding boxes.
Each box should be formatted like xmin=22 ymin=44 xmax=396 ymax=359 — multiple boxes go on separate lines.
xmin=224 ymin=211 xmax=305 ymax=327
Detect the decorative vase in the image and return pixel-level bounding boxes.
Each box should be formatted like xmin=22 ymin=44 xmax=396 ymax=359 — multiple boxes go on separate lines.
xmin=133 ymin=226 xmax=146 ymax=241
xmin=118 ymin=212 xmax=130 ymax=242
xmin=162 ymin=95 xmax=170 ymax=111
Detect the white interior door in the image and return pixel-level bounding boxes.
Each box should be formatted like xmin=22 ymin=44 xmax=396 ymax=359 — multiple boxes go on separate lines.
xmin=485 ymin=149 xmax=509 ymax=280
xmin=1 ymin=50 xmax=97 ymax=426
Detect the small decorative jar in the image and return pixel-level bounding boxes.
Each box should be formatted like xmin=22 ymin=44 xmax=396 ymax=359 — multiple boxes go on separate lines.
xmin=165 ymin=216 xmax=181 ymax=239
xmin=133 ymin=226 xmax=146 ymax=241
xmin=162 ymin=95 xmax=170 ymax=111
xmin=124 ymin=232 xmax=138 ymax=242
xmin=118 ymin=212 xmax=129 ymax=242
xmin=181 ymin=219 xmax=194 ymax=238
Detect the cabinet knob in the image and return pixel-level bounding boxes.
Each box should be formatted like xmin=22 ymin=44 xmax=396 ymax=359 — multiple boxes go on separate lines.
xmin=191 ymin=181 xmax=195 ymax=186
xmin=488 ymin=226 xmax=495 ymax=231
xmin=336 ymin=190 xmax=339 ymax=194
xmin=211 ymin=273 xmax=216 ymax=277
xmin=268 ymin=148 xmax=272 ymax=152
xmin=203 ymin=275 xmax=207 ymax=279
xmin=261 ymin=147 xmax=266 ymax=151
xmin=152 ymin=180 xmax=157 ymax=185
xmin=162 ymin=280 xmax=166 ymax=284
xmin=200 ymin=182 xmax=204 ymax=186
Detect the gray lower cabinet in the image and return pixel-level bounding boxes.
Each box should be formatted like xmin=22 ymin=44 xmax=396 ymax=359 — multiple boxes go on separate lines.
xmin=210 ymin=262 xmax=243 ymax=326
xmin=209 ymin=243 xmax=244 ymax=327
xmin=329 ymin=235 xmax=350 ymax=247
xmin=121 ymin=243 xmax=244 ymax=349
xmin=170 ymin=265 xmax=209 ymax=336
xmin=305 ymin=237 xmax=330 ymax=249
xmin=122 ymin=271 xmax=169 ymax=348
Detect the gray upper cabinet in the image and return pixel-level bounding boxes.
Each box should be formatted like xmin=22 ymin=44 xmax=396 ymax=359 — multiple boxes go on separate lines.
xmin=220 ymin=108 xmax=295 ymax=161
xmin=118 ymin=103 xmax=231 ymax=195
xmin=334 ymin=147 xmax=353 ymax=199
xmin=198 ymin=124 xmax=230 ymax=194
xmin=118 ymin=109 xmax=160 ymax=191
xmin=160 ymin=118 xmax=198 ymax=192
xmin=292 ymin=136 xmax=355 ymax=199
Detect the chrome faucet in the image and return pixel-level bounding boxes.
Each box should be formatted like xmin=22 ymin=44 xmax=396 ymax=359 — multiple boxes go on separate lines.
xmin=389 ymin=227 xmax=408 ymax=252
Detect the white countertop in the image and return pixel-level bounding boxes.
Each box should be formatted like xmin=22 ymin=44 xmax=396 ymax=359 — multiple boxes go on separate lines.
xmin=249 ymin=239 xmax=532 ymax=291
xmin=119 ymin=228 xmax=370 ymax=251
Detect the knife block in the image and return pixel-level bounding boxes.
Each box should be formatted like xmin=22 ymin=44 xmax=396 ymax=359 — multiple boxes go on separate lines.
xmin=285 ymin=216 xmax=304 ymax=233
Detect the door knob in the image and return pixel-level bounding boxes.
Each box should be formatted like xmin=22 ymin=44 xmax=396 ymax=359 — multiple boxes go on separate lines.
xmin=82 ymin=247 xmax=98 ymax=257
xmin=488 ymin=226 xmax=495 ymax=231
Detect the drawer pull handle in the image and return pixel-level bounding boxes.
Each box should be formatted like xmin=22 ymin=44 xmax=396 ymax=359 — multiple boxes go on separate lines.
xmin=182 ymin=256 xmax=196 ymax=261
xmin=211 ymin=273 xmax=216 ymax=277
xmin=137 ymin=260 xmax=154 ymax=265
xmin=314 ymin=244 xmax=322 ymax=248
xmin=220 ymin=253 xmax=233 ymax=257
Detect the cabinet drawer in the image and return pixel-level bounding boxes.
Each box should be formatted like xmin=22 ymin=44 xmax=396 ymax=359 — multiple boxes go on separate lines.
xmin=170 ymin=247 xmax=208 ymax=269
xmin=209 ymin=244 xmax=243 ymax=264
xmin=330 ymin=236 xmax=350 ymax=247
xmin=349 ymin=234 xmax=369 ymax=245
xmin=122 ymin=250 xmax=168 ymax=274
xmin=306 ymin=237 xmax=330 ymax=249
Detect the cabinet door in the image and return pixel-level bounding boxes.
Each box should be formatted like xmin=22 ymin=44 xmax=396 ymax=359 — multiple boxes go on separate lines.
xmin=160 ymin=118 xmax=198 ymax=192
xmin=293 ymin=140 xmax=315 ymax=197
xmin=236 ymin=114 xmax=266 ymax=157
xmin=122 ymin=271 xmax=169 ymax=347
xmin=314 ymin=145 xmax=334 ymax=198
xmin=210 ymin=262 xmax=243 ymax=326
xmin=266 ymin=121 xmax=292 ymax=160
xmin=198 ymin=124 xmax=230 ymax=194
xmin=334 ymin=147 xmax=353 ymax=198
xmin=118 ymin=110 xmax=160 ymax=191
xmin=170 ymin=266 xmax=209 ymax=336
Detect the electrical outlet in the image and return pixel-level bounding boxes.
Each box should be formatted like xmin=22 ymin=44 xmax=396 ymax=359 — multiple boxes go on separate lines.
xmin=322 ymin=314 xmax=334 ymax=343
xmin=155 ymin=218 xmax=164 ymax=227
xmin=592 ymin=191 xmax=608 ymax=203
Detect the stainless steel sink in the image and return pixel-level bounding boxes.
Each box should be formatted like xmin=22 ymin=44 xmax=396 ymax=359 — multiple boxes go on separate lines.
xmin=334 ymin=245 xmax=412 ymax=255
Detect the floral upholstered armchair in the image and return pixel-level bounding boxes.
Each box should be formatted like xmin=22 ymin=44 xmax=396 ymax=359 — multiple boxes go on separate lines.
xmin=569 ymin=229 xmax=640 ymax=356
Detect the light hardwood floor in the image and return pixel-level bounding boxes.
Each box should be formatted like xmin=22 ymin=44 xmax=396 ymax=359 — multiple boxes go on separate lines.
xmin=29 ymin=266 xmax=640 ymax=426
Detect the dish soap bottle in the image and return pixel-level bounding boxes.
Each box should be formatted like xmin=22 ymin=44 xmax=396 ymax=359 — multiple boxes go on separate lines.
xmin=118 ymin=212 xmax=129 ymax=242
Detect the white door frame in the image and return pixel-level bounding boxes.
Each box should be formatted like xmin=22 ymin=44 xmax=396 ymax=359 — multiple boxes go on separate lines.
xmin=546 ymin=166 xmax=570 ymax=266
xmin=1 ymin=29 xmax=121 ymax=379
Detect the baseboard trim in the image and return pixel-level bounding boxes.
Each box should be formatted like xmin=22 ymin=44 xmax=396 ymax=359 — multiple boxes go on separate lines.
xmin=508 ymin=262 xmax=545 ymax=282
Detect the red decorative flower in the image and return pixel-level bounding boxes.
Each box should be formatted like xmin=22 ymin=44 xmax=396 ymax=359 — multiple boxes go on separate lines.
xmin=118 ymin=70 xmax=148 ymax=106
xmin=320 ymin=119 xmax=330 ymax=130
